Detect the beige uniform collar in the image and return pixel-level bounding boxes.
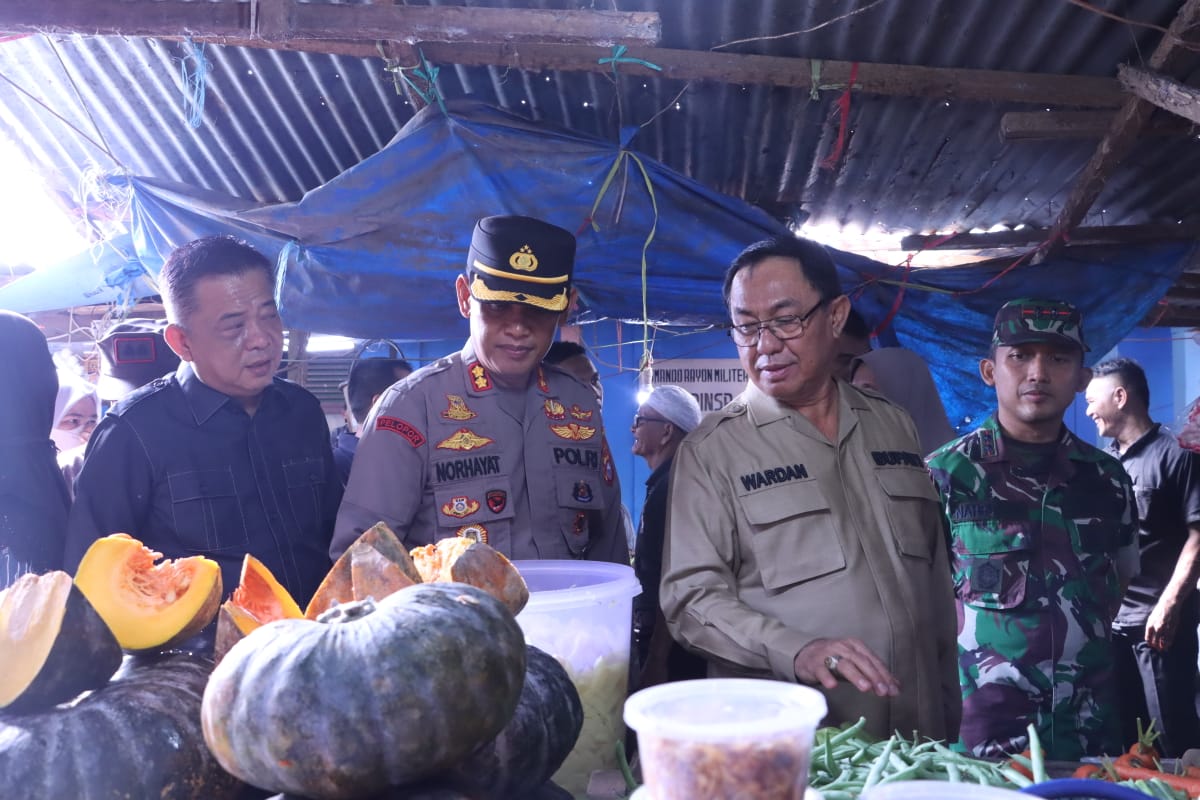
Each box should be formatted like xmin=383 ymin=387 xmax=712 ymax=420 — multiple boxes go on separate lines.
xmin=741 ymin=378 xmax=865 ymax=445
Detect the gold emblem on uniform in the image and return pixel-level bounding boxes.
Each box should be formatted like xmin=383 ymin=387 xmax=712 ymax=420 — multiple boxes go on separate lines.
xmin=441 ymin=495 xmax=480 ymax=518
xmin=468 ymin=361 xmax=492 ymax=391
xmin=456 ymin=524 xmax=488 ymax=544
xmin=550 ymin=422 xmax=597 ymax=441
xmin=441 ymin=394 xmax=477 ymax=421
xmin=436 ymin=428 xmax=495 ymax=451
xmin=537 ymin=368 xmax=549 ymax=393
xmin=544 ymin=399 xmax=566 ymax=420
xmin=508 ymin=244 xmax=538 ymax=273
xmin=569 ymin=404 xmax=593 ymax=421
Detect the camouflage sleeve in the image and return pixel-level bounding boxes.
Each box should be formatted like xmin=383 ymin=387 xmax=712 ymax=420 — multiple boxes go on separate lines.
xmin=924 ymin=450 xmax=963 ymax=737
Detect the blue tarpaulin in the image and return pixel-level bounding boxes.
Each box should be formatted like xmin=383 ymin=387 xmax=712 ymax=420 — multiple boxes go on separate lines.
xmin=0 ymin=99 xmax=1189 ymax=429
xmin=0 ymin=234 xmax=157 ymax=314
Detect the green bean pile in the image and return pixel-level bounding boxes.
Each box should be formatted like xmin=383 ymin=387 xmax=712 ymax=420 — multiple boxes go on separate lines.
xmin=809 ymin=719 xmax=1027 ymax=799
xmin=807 ymin=719 xmax=1190 ymax=800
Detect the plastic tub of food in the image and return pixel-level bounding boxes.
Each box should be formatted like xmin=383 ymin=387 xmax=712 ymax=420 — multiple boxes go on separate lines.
xmin=624 ymin=678 xmax=828 ymax=800
xmin=512 ymin=560 xmax=641 ymax=799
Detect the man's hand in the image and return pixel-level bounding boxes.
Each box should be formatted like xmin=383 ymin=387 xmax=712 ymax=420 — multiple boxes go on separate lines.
xmin=1146 ymin=597 xmax=1179 ymax=652
xmin=794 ymin=637 xmax=900 ymax=697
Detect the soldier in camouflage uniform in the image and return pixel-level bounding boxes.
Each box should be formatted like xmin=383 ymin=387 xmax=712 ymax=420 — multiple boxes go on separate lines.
xmin=927 ymin=298 xmax=1138 ymax=760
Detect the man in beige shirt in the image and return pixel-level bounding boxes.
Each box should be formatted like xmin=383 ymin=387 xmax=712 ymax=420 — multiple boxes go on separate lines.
xmin=660 ymin=235 xmax=961 ymax=740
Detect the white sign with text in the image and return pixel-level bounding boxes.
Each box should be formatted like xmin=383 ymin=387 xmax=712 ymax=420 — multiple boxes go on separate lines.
xmin=654 ymin=358 xmax=748 ymax=413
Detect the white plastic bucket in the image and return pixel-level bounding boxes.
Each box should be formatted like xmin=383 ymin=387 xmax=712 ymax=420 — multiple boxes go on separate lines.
xmin=513 ymin=560 xmax=641 ymax=799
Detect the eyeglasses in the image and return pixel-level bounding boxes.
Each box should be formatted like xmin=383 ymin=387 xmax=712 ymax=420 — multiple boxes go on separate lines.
xmin=728 ymin=299 xmax=826 ymax=347
xmin=727 ymin=298 xmax=826 ymax=347
xmin=632 ymin=414 xmax=670 ymax=429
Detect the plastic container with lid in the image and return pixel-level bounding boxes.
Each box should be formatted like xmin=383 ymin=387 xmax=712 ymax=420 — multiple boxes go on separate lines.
xmin=512 ymin=560 xmax=641 ymax=799
xmin=624 ymin=678 xmax=828 ymax=800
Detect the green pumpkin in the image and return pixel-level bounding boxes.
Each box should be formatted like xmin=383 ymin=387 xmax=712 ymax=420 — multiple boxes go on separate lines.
xmin=448 ymin=645 xmax=584 ymax=799
xmin=0 ymin=652 xmax=241 ymax=799
xmin=202 ymin=583 xmax=527 ymax=800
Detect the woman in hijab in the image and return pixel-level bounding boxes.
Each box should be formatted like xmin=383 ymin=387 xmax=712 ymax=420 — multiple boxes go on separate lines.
xmin=51 ymin=369 xmax=99 ymax=454
xmin=0 ymin=311 xmax=70 ymax=588
xmin=851 ymin=347 xmax=958 ymax=456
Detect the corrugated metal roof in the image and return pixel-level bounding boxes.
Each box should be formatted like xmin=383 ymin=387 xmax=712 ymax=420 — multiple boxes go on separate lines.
xmin=0 ymin=0 xmax=1196 ymax=295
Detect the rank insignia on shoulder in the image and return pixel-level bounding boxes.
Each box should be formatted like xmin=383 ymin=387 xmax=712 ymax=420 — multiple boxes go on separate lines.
xmin=376 ymin=416 xmax=426 ymax=448
xmin=572 ymin=480 xmax=593 ymax=503
xmin=486 ymin=489 xmax=507 ymax=514
xmin=569 ymin=404 xmax=593 ymax=421
xmin=537 ymin=367 xmax=550 ymax=393
xmin=978 ymin=429 xmax=999 ymax=459
xmin=544 ymin=398 xmax=566 ymax=420
xmin=442 ymin=496 xmax=480 ymax=518
xmin=441 ymin=394 xmax=477 ymax=421
xmin=436 ymin=428 xmax=495 ymax=451
xmin=456 ymin=523 xmax=488 ymax=544
xmin=468 ymin=361 xmax=492 ymax=392
xmin=550 ymin=422 xmax=596 ymax=441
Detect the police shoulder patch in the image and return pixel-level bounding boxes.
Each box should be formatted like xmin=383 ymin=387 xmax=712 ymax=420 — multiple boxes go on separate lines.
xmin=376 ymin=416 xmax=426 ymax=448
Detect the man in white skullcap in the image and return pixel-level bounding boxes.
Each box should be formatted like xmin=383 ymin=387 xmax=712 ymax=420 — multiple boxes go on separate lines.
xmin=631 ymin=385 xmax=707 ymax=688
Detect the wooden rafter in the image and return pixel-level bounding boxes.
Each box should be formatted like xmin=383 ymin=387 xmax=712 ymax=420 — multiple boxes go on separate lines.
xmin=0 ymin=0 xmax=1125 ymax=107
xmin=999 ymin=110 xmax=1192 ymax=140
xmin=153 ymin=38 xmax=1128 ymax=107
xmin=1043 ymin=0 xmax=1200 ymax=254
xmin=0 ymin=0 xmax=662 ymax=46
xmin=1118 ymin=64 xmax=1200 ymax=126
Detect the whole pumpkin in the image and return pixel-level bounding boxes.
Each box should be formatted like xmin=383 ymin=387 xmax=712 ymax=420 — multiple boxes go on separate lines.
xmin=0 ymin=652 xmax=241 ymax=800
xmin=267 ymin=779 xmax=572 ymax=800
xmin=447 ymin=645 xmax=584 ymax=799
xmin=202 ymin=583 xmax=526 ymax=800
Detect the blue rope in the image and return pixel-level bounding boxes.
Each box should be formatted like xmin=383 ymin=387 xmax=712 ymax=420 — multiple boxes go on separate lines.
xmin=179 ymin=39 xmax=209 ymax=129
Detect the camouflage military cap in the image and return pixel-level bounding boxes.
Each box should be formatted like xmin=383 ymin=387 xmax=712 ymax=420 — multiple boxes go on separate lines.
xmin=991 ymin=298 xmax=1088 ymax=352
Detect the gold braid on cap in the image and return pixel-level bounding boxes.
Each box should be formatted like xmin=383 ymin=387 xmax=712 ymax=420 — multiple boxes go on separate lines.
xmin=469 ymin=276 xmax=568 ymax=311
xmin=471 ymin=259 xmax=569 ymax=284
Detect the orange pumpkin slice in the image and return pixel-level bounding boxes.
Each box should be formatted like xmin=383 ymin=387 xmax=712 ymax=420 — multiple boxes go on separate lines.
xmin=305 ymin=523 xmax=421 ymax=619
xmin=73 ymin=533 xmax=221 ymax=652
xmin=214 ymin=555 xmax=302 ymax=661
xmin=410 ymin=536 xmax=529 ymax=616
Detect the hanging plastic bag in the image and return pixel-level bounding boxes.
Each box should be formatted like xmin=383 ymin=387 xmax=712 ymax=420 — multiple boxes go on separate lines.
xmin=1176 ymin=396 xmax=1200 ymax=453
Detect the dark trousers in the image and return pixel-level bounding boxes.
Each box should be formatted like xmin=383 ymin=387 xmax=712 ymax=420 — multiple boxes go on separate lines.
xmin=1114 ymin=600 xmax=1200 ymax=758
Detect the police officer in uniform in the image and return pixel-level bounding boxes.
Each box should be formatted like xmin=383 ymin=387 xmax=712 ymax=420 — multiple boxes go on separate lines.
xmin=660 ymin=235 xmax=960 ymax=741
xmin=332 ymin=216 xmax=627 ymax=563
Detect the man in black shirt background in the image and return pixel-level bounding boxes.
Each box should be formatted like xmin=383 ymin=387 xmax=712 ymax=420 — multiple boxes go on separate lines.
xmin=1086 ymin=357 xmax=1200 ymax=756
xmin=332 ymin=357 xmax=413 ymax=487
xmin=64 ymin=236 xmax=341 ymax=642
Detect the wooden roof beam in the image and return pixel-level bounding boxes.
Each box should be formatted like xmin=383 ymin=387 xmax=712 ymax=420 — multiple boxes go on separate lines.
xmin=1042 ymin=0 xmax=1200 ymax=257
xmin=1118 ymin=64 xmax=1200 ymax=126
xmin=0 ymin=0 xmax=662 ymax=47
xmin=152 ymin=37 xmax=1130 ymax=108
xmin=1000 ymin=110 xmax=1193 ymax=140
